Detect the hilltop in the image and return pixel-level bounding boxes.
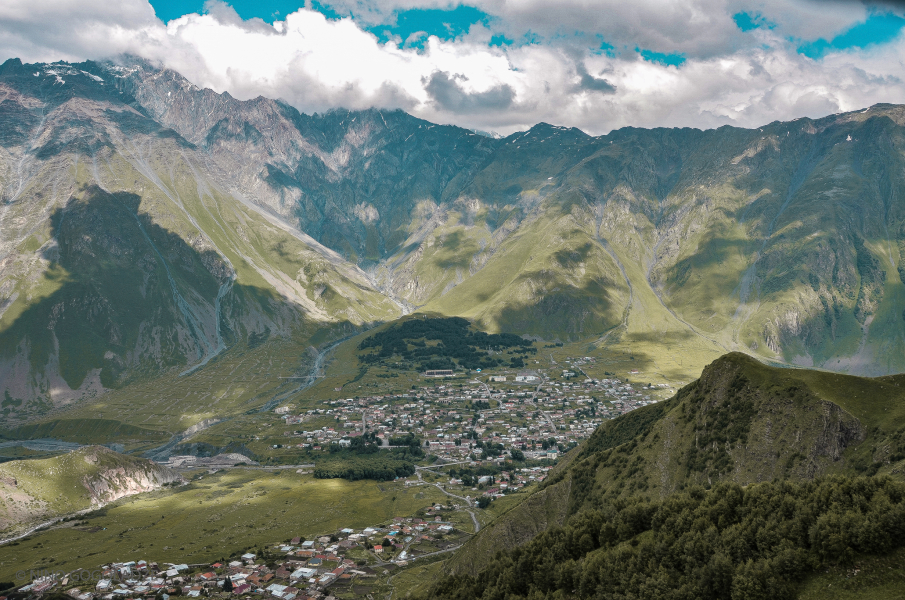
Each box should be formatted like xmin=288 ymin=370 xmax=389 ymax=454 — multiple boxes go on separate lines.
xmin=442 ymin=352 xmax=905 ymax=576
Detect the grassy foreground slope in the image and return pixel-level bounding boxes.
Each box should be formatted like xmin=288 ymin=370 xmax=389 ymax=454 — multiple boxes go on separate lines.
xmin=443 ymin=353 xmax=905 ymax=577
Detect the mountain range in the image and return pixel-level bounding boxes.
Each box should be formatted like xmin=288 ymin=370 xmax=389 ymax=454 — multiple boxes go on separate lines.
xmin=3 ymin=55 xmax=905 ymax=421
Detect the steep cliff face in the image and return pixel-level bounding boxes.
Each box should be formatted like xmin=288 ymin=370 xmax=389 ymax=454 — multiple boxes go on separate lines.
xmin=0 ymin=446 xmax=182 ymax=535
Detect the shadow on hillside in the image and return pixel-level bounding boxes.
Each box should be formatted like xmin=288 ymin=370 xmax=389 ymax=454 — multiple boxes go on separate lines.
xmin=623 ymin=330 xmax=694 ymax=344
xmin=486 ymin=270 xmax=620 ymax=342
xmin=0 ymin=185 xmax=285 ymax=395
xmin=434 ymin=229 xmax=482 ymax=269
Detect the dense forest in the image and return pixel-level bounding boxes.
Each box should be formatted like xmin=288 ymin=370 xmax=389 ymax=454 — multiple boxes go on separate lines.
xmin=358 ymin=317 xmax=535 ymax=371
xmin=421 ymin=476 xmax=905 ymax=600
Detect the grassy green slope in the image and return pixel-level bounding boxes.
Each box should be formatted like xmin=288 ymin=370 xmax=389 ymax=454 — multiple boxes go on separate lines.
xmin=371 ymin=107 xmax=905 ymax=380
xmin=425 ymin=192 xmax=630 ymax=341
xmin=0 ymin=469 xmax=451 ymax=582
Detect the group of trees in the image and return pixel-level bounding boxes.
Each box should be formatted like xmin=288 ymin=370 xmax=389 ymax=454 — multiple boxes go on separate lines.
xmin=327 ymin=431 xmax=380 ymax=454
xmin=313 ymin=455 xmax=415 ymax=481
xmin=474 ymin=440 xmax=507 ymax=458
xmin=358 ymin=317 xmax=533 ymax=371
xmin=389 ymin=432 xmax=424 ymax=454
xmin=316 ymin=433 xmax=422 ymax=481
xmin=421 ymin=475 xmax=905 ymax=600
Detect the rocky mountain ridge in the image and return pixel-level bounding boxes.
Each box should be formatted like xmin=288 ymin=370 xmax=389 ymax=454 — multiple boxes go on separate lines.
xmin=0 ymin=58 xmax=401 ymax=421
xmin=104 ymin=57 xmax=905 ymax=374
xmin=3 ymin=55 xmax=905 ymax=418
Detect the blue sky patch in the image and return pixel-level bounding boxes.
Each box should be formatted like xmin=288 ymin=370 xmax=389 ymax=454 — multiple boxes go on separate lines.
xmin=149 ymin=0 xmax=320 ymax=22
xmin=366 ymin=5 xmax=491 ymax=46
xmin=148 ymin=0 xmax=490 ymax=42
xmin=150 ymin=0 xmax=203 ymax=22
xmin=489 ymin=34 xmax=513 ymax=47
xmin=733 ymin=12 xmax=772 ymax=32
xmin=637 ymin=48 xmax=686 ymax=67
xmin=797 ymin=11 xmax=905 ymax=58
xmin=592 ymin=35 xmax=615 ymax=56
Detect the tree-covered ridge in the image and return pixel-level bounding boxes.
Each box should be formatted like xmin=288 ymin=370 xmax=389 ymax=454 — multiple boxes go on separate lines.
xmin=358 ymin=317 xmax=535 ymax=371
xmin=424 ymin=476 xmax=905 ymax=600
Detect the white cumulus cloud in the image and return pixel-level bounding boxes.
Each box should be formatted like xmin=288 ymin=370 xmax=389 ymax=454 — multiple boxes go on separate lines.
xmin=0 ymin=0 xmax=904 ymax=135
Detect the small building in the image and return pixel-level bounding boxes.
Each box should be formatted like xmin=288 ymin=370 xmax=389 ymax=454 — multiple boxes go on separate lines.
xmin=290 ymin=568 xmax=317 ymax=581
xmin=423 ymin=369 xmax=455 ymax=377
xmin=266 ymin=584 xmax=286 ymax=596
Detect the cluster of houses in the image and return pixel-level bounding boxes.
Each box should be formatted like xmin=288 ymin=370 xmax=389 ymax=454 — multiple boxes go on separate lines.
xmin=418 ymin=464 xmax=553 ymax=497
xmin=13 ymin=514 xmax=467 ymax=600
xmin=271 ymin=364 xmax=665 ymax=466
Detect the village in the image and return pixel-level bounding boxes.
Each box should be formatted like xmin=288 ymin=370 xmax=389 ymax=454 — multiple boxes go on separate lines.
xmin=270 ymin=359 xmax=668 ymax=466
xmin=15 ymin=506 xmax=477 ymax=600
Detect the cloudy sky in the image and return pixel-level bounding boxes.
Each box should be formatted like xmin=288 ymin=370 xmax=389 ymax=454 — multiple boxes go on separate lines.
xmin=2 ymin=0 xmax=905 ymax=134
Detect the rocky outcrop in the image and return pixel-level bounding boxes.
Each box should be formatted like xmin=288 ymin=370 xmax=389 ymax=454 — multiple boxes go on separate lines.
xmin=80 ymin=446 xmax=182 ymax=505
xmin=0 ymin=446 xmax=183 ymax=536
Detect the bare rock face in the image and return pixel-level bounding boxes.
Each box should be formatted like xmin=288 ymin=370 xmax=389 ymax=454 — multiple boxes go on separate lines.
xmin=80 ymin=446 xmax=183 ymax=505
xmin=0 ymin=445 xmax=184 ymax=536
xmin=81 ymin=465 xmax=177 ymax=505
